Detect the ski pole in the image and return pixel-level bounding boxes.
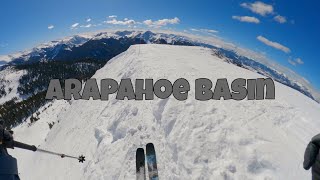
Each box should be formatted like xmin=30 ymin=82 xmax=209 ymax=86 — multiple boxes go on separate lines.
xmin=37 ymin=148 xmax=85 ymax=163
xmin=12 ymin=140 xmax=85 ymax=163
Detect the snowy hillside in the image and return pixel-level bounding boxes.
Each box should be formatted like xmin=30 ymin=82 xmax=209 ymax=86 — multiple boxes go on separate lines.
xmin=0 ymin=67 xmax=26 ymax=103
xmin=10 ymin=44 xmax=320 ymax=180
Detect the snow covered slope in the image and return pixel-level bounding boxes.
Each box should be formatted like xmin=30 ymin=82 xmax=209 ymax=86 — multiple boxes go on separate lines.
xmin=0 ymin=67 xmax=26 ymax=104
xmin=10 ymin=44 xmax=320 ymax=180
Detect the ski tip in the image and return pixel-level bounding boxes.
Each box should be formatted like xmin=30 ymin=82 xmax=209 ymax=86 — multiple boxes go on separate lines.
xmin=136 ymin=148 xmax=145 ymax=159
xmin=136 ymin=148 xmax=144 ymax=153
xmin=146 ymin=143 xmax=154 ymax=148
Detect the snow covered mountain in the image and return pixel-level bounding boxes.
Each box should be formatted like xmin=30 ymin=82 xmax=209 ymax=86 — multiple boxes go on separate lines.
xmin=0 ymin=30 xmax=195 ymax=65
xmin=0 ymin=30 xmax=318 ymax=104
xmin=10 ymin=45 xmax=320 ymax=179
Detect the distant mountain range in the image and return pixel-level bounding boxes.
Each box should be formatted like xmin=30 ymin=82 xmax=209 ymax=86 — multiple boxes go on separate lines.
xmin=0 ymin=30 xmax=317 ymax=103
xmin=0 ymin=31 xmax=196 ymax=65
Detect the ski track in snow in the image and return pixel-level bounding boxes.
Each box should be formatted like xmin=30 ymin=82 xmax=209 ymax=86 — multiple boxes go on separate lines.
xmin=9 ymin=44 xmax=320 ymax=180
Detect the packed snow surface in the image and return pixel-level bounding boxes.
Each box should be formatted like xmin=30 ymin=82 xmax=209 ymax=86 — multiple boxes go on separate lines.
xmin=10 ymin=45 xmax=320 ymax=180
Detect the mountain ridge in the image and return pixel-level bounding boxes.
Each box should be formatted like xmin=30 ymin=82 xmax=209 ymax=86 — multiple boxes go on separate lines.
xmin=0 ymin=30 xmax=318 ymax=103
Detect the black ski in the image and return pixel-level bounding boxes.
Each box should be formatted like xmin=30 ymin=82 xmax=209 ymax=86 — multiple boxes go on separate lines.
xmin=146 ymin=143 xmax=159 ymax=180
xmin=136 ymin=148 xmax=146 ymax=180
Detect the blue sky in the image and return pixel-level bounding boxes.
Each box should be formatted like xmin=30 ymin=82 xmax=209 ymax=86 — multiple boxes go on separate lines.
xmin=0 ymin=0 xmax=319 ymax=90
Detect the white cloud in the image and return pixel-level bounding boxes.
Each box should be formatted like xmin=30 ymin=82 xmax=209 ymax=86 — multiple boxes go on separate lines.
xmin=241 ymin=1 xmax=274 ymax=16
xmin=288 ymin=57 xmax=303 ymax=66
xmin=190 ymin=28 xmax=218 ymax=33
xmin=108 ymin=15 xmax=117 ymax=19
xmin=232 ymin=16 xmax=260 ymax=24
xmin=257 ymin=35 xmax=290 ymax=53
xmin=288 ymin=58 xmax=296 ymax=66
xmin=143 ymin=17 xmax=180 ymax=28
xmin=295 ymin=58 xmax=304 ymax=64
xmin=106 ymin=18 xmax=136 ymax=26
xmin=81 ymin=24 xmax=92 ymax=28
xmin=48 ymin=25 xmax=54 ymax=29
xmin=274 ymin=15 xmax=287 ymax=23
xmin=204 ymin=29 xmax=218 ymax=33
xmin=190 ymin=28 xmax=199 ymax=32
xmin=86 ymin=18 xmax=91 ymax=22
xmin=71 ymin=23 xmax=79 ymax=29
xmin=143 ymin=20 xmax=153 ymax=26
